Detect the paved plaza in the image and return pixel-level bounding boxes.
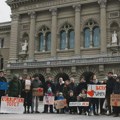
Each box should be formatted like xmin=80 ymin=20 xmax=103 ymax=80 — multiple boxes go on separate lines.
xmin=0 ymin=113 xmax=120 ymax=120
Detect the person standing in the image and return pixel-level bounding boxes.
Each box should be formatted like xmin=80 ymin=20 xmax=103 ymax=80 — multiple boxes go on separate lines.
xmin=43 ymin=76 xmax=55 ymax=113
xmin=31 ymin=74 xmax=42 ymax=113
xmin=7 ymin=75 xmax=21 ymax=97
xmin=106 ymin=72 xmax=115 ymax=115
xmin=22 ymin=75 xmax=32 ymax=113
xmin=0 ymin=71 xmax=7 ymax=105
xmin=56 ymin=77 xmax=64 ymax=93
xmin=112 ymin=76 xmax=120 ymax=117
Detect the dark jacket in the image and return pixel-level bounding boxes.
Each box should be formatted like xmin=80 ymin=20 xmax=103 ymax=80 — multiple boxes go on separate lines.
xmin=8 ymin=79 xmax=21 ymax=97
xmin=106 ymin=77 xmax=115 ymax=96
xmin=55 ymin=83 xmax=64 ymax=92
xmin=44 ymin=80 xmax=55 ymax=94
xmin=76 ymin=82 xmax=87 ymax=96
xmin=32 ymin=79 xmax=42 ymax=88
xmin=113 ymin=81 xmax=120 ymax=94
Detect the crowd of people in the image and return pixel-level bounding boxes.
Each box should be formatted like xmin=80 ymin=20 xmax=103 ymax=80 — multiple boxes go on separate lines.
xmin=0 ymin=70 xmax=120 ymax=117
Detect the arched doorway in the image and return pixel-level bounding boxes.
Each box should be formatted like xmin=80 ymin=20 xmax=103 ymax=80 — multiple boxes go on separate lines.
xmin=55 ymin=73 xmax=70 ymax=83
xmin=81 ymin=71 xmax=94 ymax=84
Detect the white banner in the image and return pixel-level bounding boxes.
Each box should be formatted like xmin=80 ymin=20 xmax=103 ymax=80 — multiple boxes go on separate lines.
xmin=1 ymin=96 xmax=24 ymax=114
xmin=87 ymin=84 xmax=106 ymax=98
xmin=69 ymin=102 xmax=89 ymax=106
xmin=43 ymin=96 xmax=54 ymax=105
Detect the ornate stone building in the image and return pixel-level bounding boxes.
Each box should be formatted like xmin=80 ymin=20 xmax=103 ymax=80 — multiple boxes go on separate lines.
xmin=0 ymin=0 xmax=120 ymax=82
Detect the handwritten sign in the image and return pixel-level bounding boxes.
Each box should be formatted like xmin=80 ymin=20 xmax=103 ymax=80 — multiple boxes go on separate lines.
xmin=69 ymin=102 xmax=89 ymax=107
xmin=87 ymin=84 xmax=106 ymax=98
xmin=43 ymin=96 xmax=54 ymax=105
xmin=32 ymin=88 xmax=43 ymax=96
xmin=110 ymin=94 xmax=120 ymax=106
xmin=1 ymin=96 xmax=24 ymax=113
xmin=54 ymin=99 xmax=67 ymax=109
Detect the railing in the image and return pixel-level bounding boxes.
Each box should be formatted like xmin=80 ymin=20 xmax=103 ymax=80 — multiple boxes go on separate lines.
xmin=7 ymin=55 xmax=120 ymax=69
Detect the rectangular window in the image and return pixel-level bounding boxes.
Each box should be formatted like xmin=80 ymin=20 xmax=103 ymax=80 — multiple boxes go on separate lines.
xmin=0 ymin=38 xmax=4 ymax=48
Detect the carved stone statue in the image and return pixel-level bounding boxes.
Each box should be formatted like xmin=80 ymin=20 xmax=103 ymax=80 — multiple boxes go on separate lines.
xmin=112 ymin=31 xmax=117 ymax=44
xmin=21 ymin=40 xmax=28 ymax=52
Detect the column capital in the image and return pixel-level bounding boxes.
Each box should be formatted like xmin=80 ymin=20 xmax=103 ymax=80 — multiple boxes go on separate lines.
xmin=73 ymin=4 xmax=81 ymax=12
xmin=10 ymin=14 xmax=19 ymax=21
xmin=98 ymin=0 xmax=107 ymax=8
xmin=49 ymin=8 xmax=57 ymax=16
xmin=28 ymin=11 xmax=36 ymax=19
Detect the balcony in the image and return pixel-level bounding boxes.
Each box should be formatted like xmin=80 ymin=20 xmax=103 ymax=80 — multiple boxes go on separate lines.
xmin=7 ymin=55 xmax=120 ymax=69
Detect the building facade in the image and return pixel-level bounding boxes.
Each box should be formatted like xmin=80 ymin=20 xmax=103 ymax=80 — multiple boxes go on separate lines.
xmin=0 ymin=0 xmax=120 ymax=82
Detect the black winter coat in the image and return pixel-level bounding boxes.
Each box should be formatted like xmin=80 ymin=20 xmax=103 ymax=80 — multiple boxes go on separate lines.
xmin=106 ymin=77 xmax=115 ymax=96
xmin=113 ymin=81 xmax=120 ymax=94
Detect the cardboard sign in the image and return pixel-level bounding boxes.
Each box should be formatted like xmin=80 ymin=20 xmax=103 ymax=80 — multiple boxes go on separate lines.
xmin=54 ymin=99 xmax=67 ymax=109
xmin=1 ymin=96 xmax=24 ymax=114
xmin=43 ymin=96 xmax=54 ymax=105
xmin=32 ymin=88 xmax=43 ymax=96
xmin=87 ymin=84 xmax=106 ymax=98
xmin=0 ymin=82 xmax=8 ymax=90
xmin=110 ymin=94 xmax=120 ymax=106
xmin=69 ymin=102 xmax=89 ymax=107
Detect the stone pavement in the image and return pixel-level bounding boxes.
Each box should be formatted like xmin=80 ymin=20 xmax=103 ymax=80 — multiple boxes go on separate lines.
xmin=0 ymin=113 xmax=119 ymax=120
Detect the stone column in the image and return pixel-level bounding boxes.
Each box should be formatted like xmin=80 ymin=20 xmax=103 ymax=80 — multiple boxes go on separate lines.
xmin=73 ymin=4 xmax=81 ymax=56
xmin=28 ymin=12 xmax=36 ymax=60
xmin=50 ymin=8 xmax=57 ymax=58
xmin=43 ymin=33 xmax=46 ymax=52
xmin=65 ymin=30 xmax=68 ymax=50
xmin=98 ymin=0 xmax=107 ymax=54
xmin=90 ymin=28 xmax=93 ymax=48
xmin=9 ymin=14 xmax=19 ymax=62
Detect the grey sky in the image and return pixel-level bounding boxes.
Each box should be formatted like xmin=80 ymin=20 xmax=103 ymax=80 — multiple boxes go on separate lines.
xmin=0 ymin=0 xmax=11 ymax=23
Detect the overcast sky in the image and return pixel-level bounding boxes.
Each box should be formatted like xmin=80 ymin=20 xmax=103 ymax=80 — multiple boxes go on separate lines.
xmin=0 ymin=0 xmax=11 ymax=23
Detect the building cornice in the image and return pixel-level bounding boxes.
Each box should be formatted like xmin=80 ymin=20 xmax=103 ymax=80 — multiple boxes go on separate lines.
xmin=6 ymin=0 xmax=98 ymax=9
xmin=0 ymin=22 xmax=11 ymax=31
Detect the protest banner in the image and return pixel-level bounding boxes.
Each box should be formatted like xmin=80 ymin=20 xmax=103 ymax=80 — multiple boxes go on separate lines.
xmin=32 ymin=87 xmax=43 ymax=96
xmin=54 ymin=99 xmax=67 ymax=109
xmin=1 ymin=96 xmax=24 ymax=114
xmin=87 ymin=84 xmax=106 ymax=98
xmin=43 ymin=96 xmax=54 ymax=105
xmin=110 ymin=94 xmax=120 ymax=106
xmin=0 ymin=81 xmax=8 ymax=90
xmin=69 ymin=102 xmax=89 ymax=107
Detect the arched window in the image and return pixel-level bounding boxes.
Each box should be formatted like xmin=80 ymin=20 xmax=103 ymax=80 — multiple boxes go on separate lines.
xmin=60 ymin=23 xmax=74 ymax=50
xmin=60 ymin=31 xmax=66 ymax=50
xmin=38 ymin=25 xmax=51 ymax=52
xmin=39 ymin=33 xmax=44 ymax=51
xmin=93 ymin=27 xmax=100 ymax=47
xmin=83 ymin=19 xmax=100 ymax=48
xmin=46 ymin=32 xmax=51 ymax=51
xmin=69 ymin=30 xmax=75 ymax=49
xmin=84 ymin=28 xmax=90 ymax=48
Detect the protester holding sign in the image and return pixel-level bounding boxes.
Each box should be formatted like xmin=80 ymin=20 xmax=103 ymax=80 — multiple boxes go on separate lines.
xmin=88 ymin=74 xmax=99 ymax=115
xmin=77 ymin=89 xmax=89 ymax=115
xmin=42 ymin=76 xmax=55 ymax=113
xmin=106 ymin=72 xmax=115 ymax=115
xmin=55 ymin=92 xmax=65 ymax=113
xmin=31 ymin=74 xmax=43 ymax=113
xmin=68 ymin=90 xmax=77 ymax=114
xmin=0 ymin=70 xmax=7 ymax=105
xmin=22 ymin=75 xmax=32 ymax=113
xmin=112 ymin=76 xmax=120 ymax=117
